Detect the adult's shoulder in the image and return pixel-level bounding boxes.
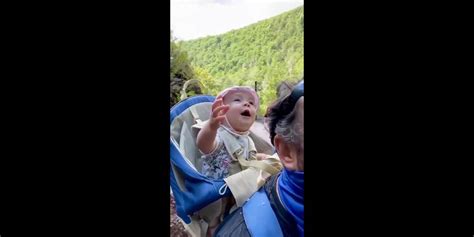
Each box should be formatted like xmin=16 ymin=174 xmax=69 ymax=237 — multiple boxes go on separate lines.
xmin=215 ymin=173 xmax=298 ymax=237
xmin=214 ymin=176 xmax=280 ymax=237
xmin=264 ymin=172 xmax=299 ymax=237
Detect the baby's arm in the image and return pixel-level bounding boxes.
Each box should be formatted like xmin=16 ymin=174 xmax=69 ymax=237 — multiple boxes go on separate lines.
xmin=196 ymin=97 xmax=229 ymax=154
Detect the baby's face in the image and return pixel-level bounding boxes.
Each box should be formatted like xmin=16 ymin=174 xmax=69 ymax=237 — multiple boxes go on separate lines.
xmin=223 ymin=92 xmax=257 ymax=132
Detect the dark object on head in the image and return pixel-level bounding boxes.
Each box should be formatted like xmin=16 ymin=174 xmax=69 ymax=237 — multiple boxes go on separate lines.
xmin=276 ymin=81 xmax=294 ymax=98
xmin=266 ymin=80 xmax=304 ymax=145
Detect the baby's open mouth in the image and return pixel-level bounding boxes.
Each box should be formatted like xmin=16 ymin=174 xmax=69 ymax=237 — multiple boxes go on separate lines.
xmin=241 ymin=110 xmax=251 ymax=117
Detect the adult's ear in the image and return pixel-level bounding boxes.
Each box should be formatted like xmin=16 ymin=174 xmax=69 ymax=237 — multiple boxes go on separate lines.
xmin=274 ymin=134 xmax=298 ymax=170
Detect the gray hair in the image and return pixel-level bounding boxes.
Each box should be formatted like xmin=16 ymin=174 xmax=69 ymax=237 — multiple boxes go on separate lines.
xmin=274 ymin=104 xmax=303 ymax=146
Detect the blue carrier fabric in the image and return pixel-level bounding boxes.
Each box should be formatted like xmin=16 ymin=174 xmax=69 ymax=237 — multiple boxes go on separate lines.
xmin=170 ymin=94 xmax=280 ymax=237
xmin=169 ymin=95 xmax=228 ymax=224
xmin=242 ymin=188 xmax=284 ymax=237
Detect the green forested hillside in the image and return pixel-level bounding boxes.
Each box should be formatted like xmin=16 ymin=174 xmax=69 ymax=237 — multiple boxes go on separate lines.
xmin=170 ymin=31 xmax=203 ymax=107
xmin=178 ymin=6 xmax=303 ymax=114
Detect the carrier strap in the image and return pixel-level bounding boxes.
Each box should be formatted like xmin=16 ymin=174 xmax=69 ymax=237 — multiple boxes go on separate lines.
xmin=220 ymin=128 xmax=281 ymax=175
xmin=243 ymin=188 xmax=284 ymax=237
xmin=189 ymin=105 xmax=202 ymax=124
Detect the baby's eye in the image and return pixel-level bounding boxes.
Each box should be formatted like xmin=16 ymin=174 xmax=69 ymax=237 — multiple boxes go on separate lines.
xmin=249 ymin=101 xmax=254 ymax=105
xmin=234 ymin=98 xmax=241 ymax=102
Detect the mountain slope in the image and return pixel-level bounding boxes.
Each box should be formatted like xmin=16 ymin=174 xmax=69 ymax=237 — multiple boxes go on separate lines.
xmin=179 ymin=6 xmax=303 ymax=114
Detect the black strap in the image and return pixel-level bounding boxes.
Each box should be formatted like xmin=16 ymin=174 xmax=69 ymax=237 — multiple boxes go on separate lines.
xmin=214 ymin=206 xmax=250 ymax=237
xmin=264 ymin=174 xmax=299 ymax=237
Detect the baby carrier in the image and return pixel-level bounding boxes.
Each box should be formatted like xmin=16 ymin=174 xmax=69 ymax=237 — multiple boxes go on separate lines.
xmin=170 ymin=80 xmax=282 ymax=236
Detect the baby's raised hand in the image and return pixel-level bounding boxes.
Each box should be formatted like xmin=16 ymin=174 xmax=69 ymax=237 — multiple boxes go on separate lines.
xmin=209 ymin=97 xmax=229 ymax=130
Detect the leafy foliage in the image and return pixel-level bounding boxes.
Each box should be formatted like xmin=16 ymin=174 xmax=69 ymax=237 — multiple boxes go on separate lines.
xmin=170 ymin=31 xmax=201 ymax=107
xmin=178 ymin=6 xmax=304 ymax=114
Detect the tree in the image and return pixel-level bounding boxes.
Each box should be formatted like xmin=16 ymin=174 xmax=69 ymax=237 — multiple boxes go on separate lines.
xmin=170 ymin=31 xmax=200 ymax=107
xmin=179 ymin=6 xmax=304 ymax=115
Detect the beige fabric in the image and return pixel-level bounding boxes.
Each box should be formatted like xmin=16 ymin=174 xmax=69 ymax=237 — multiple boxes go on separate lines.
xmin=248 ymin=130 xmax=274 ymax=155
xmin=198 ymin=199 xmax=223 ymax=223
xmin=171 ymin=102 xmax=213 ymax=173
xmin=170 ymin=101 xmax=280 ymax=236
xmin=180 ymin=215 xmax=207 ymax=237
xmin=224 ymin=153 xmax=281 ymax=206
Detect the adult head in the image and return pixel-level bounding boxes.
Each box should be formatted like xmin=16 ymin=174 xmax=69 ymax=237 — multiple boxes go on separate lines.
xmin=266 ymin=80 xmax=304 ymax=171
xmin=266 ymin=79 xmax=304 ymax=237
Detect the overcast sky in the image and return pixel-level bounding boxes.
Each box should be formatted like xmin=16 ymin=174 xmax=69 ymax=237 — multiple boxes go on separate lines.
xmin=171 ymin=0 xmax=303 ymax=41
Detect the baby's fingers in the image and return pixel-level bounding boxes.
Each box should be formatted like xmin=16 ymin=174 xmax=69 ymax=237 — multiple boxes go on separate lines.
xmin=212 ymin=105 xmax=229 ymax=118
xmin=213 ymin=114 xmax=227 ymax=124
xmin=211 ymin=98 xmax=224 ymax=111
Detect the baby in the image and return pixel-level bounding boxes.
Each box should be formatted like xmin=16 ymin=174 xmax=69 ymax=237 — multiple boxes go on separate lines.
xmin=196 ymin=86 xmax=263 ymax=236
